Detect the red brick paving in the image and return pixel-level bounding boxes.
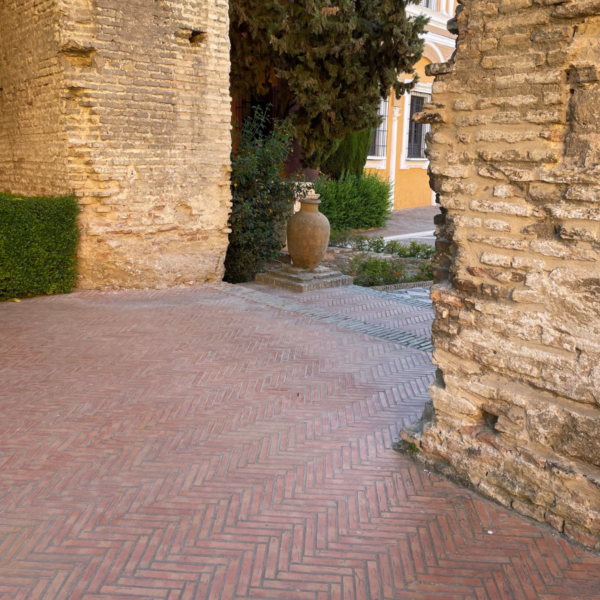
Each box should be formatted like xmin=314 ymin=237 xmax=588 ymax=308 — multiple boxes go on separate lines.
xmin=0 ymin=283 xmax=599 ymax=600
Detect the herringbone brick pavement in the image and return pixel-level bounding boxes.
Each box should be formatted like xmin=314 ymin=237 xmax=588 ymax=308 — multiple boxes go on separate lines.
xmin=0 ymin=283 xmax=599 ymax=600
xmin=245 ymin=285 xmax=435 ymax=339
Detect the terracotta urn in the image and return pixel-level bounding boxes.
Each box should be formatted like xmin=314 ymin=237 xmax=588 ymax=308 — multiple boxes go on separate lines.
xmin=286 ymin=191 xmax=330 ymax=269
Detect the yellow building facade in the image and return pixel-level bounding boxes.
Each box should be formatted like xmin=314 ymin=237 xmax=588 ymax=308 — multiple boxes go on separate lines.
xmin=365 ymin=0 xmax=457 ymax=210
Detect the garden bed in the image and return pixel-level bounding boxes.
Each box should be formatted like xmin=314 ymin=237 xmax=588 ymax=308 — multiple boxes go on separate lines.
xmin=266 ymin=236 xmax=435 ymax=288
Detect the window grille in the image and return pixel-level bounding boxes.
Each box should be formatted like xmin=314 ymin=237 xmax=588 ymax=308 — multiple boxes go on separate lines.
xmin=419 ymin=0 xmax=438 ymax=10
xmin=369 ymin=99 xmax=389 ymax=158
xmin=407 ymin=92 xmax=430 ymax=159
xmin=234 ymin=88 xmax=280 ymax=136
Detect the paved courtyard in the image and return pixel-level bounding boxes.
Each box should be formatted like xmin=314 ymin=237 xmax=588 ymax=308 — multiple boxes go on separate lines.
xmin=364 ymin=207 xmax=439 ymax=245
xmin=1 ymin=283 xmax=599 ymax=600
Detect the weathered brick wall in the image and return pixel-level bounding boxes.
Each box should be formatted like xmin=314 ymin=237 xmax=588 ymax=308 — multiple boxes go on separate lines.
xmin=402 ymin=0 xmax=600 ymax=550
xmin=0 ymin=1 xmax=69 ymax=195
xmin=0 ymin=0 xmax=232 ymax=289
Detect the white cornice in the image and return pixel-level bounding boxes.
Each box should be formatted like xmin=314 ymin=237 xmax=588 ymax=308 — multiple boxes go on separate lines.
xmin=407 ymin=4 xmax=452 ymax=29
xmin=423 ymin=30 xmax=456 ymax=49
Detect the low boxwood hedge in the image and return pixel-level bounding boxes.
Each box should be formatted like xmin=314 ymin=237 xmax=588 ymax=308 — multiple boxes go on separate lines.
xmin=313 ymin=172 xmax=391 ymax=232
xmin=0 ymin=192 xmax=79 ymax=300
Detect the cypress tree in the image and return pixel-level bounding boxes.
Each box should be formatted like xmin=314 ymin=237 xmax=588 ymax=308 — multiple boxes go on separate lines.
xmin=230 ymin=0 xmax=428 ymax=168
xmin=321 ymin=129 xmax=373 ymax=179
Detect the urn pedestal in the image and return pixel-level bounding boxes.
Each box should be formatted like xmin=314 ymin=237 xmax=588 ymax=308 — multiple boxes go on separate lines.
xmin=255 ymin=191 xmax=353 ymax=292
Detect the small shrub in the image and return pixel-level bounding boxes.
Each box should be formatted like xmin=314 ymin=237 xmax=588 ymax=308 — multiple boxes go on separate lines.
xmin=314 ymin=172 xmax=391 ymax=231
xmin=344 ymin=254 xmax=406 ymax=287
xmin=0 ymin=192 xmax=79 ymax=301
xmin=382 ymin=240 xmax=402 ymax=255
xmin=224 ymin=107 xmax=301 ymax=283
xmin=348 ymin=234 xmax=371 ymax=251
xmin=392 ymin=240 xmax=435 ymax=259
xmin=366 ymin=236 xmax=386 ymax=254
xmin=414 ymin=260 xmax=434 ymax=281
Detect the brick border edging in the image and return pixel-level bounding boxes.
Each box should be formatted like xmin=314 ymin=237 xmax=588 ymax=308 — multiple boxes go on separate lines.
xmin=371 ymin=281 xmax=433 ymax=292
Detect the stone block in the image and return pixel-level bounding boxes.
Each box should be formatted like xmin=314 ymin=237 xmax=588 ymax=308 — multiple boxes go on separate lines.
xmin=564 ymin=523 xmax=600 ymax=549
xmin=512 ymin=499 xmax=545 ymax=522
xmin=544 ymin=512 xmax=565 ymax=533
xmin=256 ymin=266 xmax=353 ymax=293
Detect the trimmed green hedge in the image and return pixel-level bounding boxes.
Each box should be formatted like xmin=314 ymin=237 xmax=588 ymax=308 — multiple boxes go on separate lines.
xmin=0 ymin=192 xmax=79 ymax=300
xmin=313 ymin=172 xmax=391 ymax=232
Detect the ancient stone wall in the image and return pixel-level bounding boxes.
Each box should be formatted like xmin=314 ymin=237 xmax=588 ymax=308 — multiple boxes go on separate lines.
xmin=0 ymin=0 xmax=232 ymax=289
xmin=403 ymin=0 xmax=600 ymax=550
xmin=0 ymin=1 xmax=69 ymax=195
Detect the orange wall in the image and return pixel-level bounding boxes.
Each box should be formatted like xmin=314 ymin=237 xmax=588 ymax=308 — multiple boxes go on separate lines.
xmin=393 ymin=57 xmax=433 ymax=210
xmin=411 ymin=57 xmax=435 ymax=85
xmin=395 ymin=169 xmax=432 ymax=210
xmin=362 ymin=55 xmax=440 ymax=211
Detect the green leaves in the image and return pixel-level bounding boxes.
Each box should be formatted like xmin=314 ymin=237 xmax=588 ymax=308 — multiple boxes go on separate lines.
xmin=230 ymin=0 xmax=428 ymax=168
xmin=0 ymin=192 xmax=79 ymax=301
xmin=313 ymin=172 xmax=392 ymax=231
xmin=344 ymin=254 xmax=407 ymax=287
xmin=224 ymin=107 xmax=302 ymax=284
xmin=321 ymin=128 xmax=373 ymax=179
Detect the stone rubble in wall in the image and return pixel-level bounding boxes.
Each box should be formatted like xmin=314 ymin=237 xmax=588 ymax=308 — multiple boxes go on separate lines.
xmin=401 ymin=0 xmax=600 ymax=551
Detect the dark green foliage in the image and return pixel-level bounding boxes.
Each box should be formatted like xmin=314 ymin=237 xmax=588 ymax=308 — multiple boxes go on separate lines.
xmin=313 ymin=172 xmax=391 ymax=231
xmin=224 ymin=108 xmax=301 ymax=284
xmin=0 ymin=192 xmax=79 ymax=300
xmin=230 ymin=0 xmax=428 ymax=167
xmin=344 ymin=254 xmax=406 ymax=286
xmin=321 ymin=129 xmax=373 ymax=179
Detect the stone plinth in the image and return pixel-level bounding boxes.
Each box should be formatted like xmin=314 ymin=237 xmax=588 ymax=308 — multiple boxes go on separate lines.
xmin=256 ymin=266 xmax=352 ymax=292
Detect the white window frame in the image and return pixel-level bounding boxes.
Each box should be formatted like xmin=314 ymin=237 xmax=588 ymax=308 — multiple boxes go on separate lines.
xmin=400 ymin=83 xmax=432 ymax=171
xmin=419 ymin=0 xmax=438 ymax=11
xmin=367 ymin=98 xmax=389 ymax=163
xmin=406 ymin=92 xmax=431 ymax=161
